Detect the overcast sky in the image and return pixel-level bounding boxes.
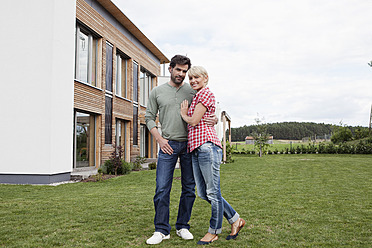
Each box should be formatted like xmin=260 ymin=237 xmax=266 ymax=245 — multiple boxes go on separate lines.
xmin=113 ymin=0 xmax=372 ymax=128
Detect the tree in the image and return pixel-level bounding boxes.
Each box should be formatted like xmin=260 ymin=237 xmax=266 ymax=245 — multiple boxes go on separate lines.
xmin=251 ymin=115 xmax=271 ymax=157
xmin=331 ymin=122 xmax=353 ymax=144
xmin=354 ymin=127 xmax=369 ymax=140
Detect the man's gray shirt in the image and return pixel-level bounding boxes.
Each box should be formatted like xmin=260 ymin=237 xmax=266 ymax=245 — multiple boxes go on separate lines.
xmin=145 ymin=83 xmax=195 ymax=141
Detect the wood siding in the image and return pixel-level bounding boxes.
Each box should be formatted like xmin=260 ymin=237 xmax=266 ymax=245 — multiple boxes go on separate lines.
xmin=75 ymin=0 xmax=161 ymax=166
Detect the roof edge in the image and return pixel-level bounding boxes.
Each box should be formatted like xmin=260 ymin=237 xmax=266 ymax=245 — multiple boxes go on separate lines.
xmin=97 ymin=0 xmax=169 ymax=64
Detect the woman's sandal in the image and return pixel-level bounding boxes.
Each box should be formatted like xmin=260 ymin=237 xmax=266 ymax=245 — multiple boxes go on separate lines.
xmin=226 ymin=218 xmax=246 ymax=240
xmin=197 ymin=233 xmax=218 ymax=245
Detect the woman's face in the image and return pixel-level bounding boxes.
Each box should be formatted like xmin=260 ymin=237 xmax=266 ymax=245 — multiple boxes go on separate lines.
xmin=189 ymin=74 xmax=207 ymax=92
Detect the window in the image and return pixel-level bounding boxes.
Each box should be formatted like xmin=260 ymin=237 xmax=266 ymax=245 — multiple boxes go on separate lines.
xmin=105 ymin=96 xmax=113 ymax=144
xmin=133 ymin=62 xmax=138 ymax=103
xmin=105 ymin=42 xmax=114 ymax=145
xmin=133 ymin=106 xmax=138 ymax=146
xmin=116 ymin=51 xmax=129 ymax=98
xmin=106 ymin=42 xmax=113 ymax=92
xmin=133 ymin=61 xmax=139 ymax=146
xmin=140 ymin=124 xmax=148 ymax=157
xmin=116 ymin=119 xmax=129 ymax=161
xmin=74 ymin=111 xmax=96 ymax=168
xmin=75 ymin=24 xmax=97 ymax=86
xmin=140 ymin=68 xmax=154 ymax=106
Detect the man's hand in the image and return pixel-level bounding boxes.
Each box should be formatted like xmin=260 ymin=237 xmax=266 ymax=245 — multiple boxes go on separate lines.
xmin=149 ymin=127 xmax=174 ymax=155
xmin=158 ymin=136 xmax=173 ymax=155
xmin=204 ymin=113 xmax=218 ymax=127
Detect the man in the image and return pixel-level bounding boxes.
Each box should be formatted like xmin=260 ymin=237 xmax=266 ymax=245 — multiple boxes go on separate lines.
xmin=145 ymin=55 xmax=216 ymax=245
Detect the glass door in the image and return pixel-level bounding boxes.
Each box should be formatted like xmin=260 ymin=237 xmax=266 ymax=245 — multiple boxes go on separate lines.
xmin=74 ymin=111 xmax=96 ymax=168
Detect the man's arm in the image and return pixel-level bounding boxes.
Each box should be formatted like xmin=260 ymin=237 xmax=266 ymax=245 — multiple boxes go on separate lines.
xmin=204 ymin=113 xmax=218 ymax=126
xmin=149 ymin=127 xmax=173 ymax=155
xmin=145 ymin=88 xmax=173 ymax=155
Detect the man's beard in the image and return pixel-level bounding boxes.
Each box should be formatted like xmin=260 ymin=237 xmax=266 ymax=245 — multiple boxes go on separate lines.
xmin=171 ymin=74 xmax=184 ymax=85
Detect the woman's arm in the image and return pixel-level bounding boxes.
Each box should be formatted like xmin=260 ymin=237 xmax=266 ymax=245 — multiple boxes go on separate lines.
xmin=180 ymin=100 xmax=207 ymax=127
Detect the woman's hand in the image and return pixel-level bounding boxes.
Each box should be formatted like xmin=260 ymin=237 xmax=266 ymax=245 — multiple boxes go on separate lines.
xmin=180 ymin=100 xmax=189 ymax=118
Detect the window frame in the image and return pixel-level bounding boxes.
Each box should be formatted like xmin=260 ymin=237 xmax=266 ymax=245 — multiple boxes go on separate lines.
xmin=75 ymin=24 xmax=98 ymax=86
xmin=116 ymin=51 xmax=129 ymax=99
xmin=140 ymin=67 xmax=154 ymax=107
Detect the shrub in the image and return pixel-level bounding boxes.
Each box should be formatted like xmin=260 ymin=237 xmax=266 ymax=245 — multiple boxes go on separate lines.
xmin=331 ymin=124 xmax=353 ymax=144
xmin=224 ymin=141 xmax=235 ymax=163
xmin=93 ymin=168 xmax=103 ymax=181
xmin=318 ymin=143 xmax=326 ymax=154
xmin=101 ymin=144 xmax=132 ymax=175
xmin=103 ymin=159 xmax=114 ymax=174
xmin=295 ymin=146 xmax=301 ymax=154
xmin=133 ymin=156 xmax=146 ymax=171
xmin=325 ymin=143 xmax=337 ymax=154
xmin=148 ymin=162 xmax=157 ymax=170
xmin=355 ymin=140 xmax=372 ymax=154
xmin=121 ymin=160 xmax=132 ymax=175
xmin=339 ymin=143 xmax=354 ymax=154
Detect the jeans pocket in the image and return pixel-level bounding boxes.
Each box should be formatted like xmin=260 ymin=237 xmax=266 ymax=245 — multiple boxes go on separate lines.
xmin=198 ymin=142 xmax=213 ymax=153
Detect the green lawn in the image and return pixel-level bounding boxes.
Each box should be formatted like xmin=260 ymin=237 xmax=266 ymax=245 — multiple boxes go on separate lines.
xmin=1 ymin=154 xmax=371 ymax=247
xmin=232 ymin=141 xmax=317 ymax=153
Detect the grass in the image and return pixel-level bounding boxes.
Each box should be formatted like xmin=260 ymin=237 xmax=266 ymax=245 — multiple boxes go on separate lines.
xmin=1 ymin=154 xmax=371 ymax=247
xmin=232 ymin=141 xmax=327 ymax=153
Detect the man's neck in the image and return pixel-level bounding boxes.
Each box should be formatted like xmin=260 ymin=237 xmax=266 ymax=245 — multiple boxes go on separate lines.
xmin=168 ymin=80 xmax=184 ymax=88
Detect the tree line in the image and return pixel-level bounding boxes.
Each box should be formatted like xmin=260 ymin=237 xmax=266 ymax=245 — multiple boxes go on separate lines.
xmin=231 ymin=122 xmax=368 ymax=141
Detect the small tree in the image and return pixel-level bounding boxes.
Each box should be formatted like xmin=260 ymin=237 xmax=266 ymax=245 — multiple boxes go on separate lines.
xmin=354 ymin=127 xmax=369 ymax=140
xmin=251 ymin=115 xmax=271 ymax=157
xmin=110 ymin=144 xmax=124 ymax=175
xmin=331 ymin=122 xmax=353 ymax=144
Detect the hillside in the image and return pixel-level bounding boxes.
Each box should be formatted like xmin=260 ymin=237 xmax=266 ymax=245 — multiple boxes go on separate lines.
xmin=231 ymin=122 xmax=368 ymax=141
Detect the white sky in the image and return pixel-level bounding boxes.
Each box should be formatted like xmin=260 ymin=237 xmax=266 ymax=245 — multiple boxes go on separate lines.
xmin=113 ymin=0 xmax=372 ymax=128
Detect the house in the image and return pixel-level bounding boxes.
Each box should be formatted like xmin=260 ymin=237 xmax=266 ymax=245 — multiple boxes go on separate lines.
xmin=0 ymin=0 xmax=168 ymax=184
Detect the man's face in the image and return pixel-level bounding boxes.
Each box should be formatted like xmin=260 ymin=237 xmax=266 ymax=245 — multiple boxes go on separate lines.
xmin=169 ymin=64 xmax=189 ymax=85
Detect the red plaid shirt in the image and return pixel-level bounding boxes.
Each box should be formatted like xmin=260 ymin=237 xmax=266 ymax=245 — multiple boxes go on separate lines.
xmin=187 ymin=87 xmax=222 ymax=152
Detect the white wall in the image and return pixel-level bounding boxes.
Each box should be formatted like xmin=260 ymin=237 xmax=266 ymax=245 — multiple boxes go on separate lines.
xmin=0 ymin=0 xmax=76 ymax=175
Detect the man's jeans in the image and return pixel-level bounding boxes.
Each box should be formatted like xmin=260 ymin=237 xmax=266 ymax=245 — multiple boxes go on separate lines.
xmin=153 ymin=140 xmax=196 ymax=235
xmin=192 ymin=142 xmax=239 ymax=234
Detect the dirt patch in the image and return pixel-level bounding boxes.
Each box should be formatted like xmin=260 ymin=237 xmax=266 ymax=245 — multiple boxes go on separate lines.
xmin=80 ymin=174 xmax=121 ymax=182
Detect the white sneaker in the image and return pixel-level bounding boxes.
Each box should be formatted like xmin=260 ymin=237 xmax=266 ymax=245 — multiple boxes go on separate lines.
xmin=146 ymin=232 xmax=170 ymax=245
xmin=176 ymin=228 xmax=194 ymax=240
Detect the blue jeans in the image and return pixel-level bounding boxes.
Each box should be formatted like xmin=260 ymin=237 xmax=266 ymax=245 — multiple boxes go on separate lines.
xmin=153 ymin=140 xmax=196 ymax=235
xmin=192 ymin=142 xmax=239 ymax=234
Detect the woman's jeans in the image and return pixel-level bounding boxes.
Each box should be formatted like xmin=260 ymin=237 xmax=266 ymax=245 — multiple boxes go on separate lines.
xmin=154 ymin=140 xmax=196 ymax=235
xmin=192 ymin=142 xmax=239 ymax=234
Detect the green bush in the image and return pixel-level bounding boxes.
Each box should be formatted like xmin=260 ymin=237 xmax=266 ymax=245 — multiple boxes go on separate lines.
xmin=121 ymin=160 xmax=132 ymax=175
xmin=148 ymin=162 xmax=157 ymax=170
xmin=355 ymin=140 xmax=372 ymax=154
xmin=331 ymin=125 xmax=353 ymax=144
xmin=133 ymin=156 xmax=146 ymax=171
xmin=225 ymin=141 xmax=235 ymax=163
xmin=103 ymin=159 xmax=114 ymax=174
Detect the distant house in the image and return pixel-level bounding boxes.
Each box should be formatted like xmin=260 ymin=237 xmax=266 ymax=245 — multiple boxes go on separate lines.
xmin=245 ymin=136 xmax=274 ymax=145
xmin=0 ymin=0 xmax=168 ymax=184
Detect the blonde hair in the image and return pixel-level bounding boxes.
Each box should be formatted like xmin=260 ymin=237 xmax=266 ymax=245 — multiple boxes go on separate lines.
xmin=188 ymin=66 xmax=209 ymax=84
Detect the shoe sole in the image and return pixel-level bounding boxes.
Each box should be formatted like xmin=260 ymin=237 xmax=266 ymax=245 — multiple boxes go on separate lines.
xmin=146 ymin=234 xmax=170 ymax=244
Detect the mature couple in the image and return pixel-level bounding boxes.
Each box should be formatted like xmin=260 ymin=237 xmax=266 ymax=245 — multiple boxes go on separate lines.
xmin=145 ymin=55 xmax=245 ymax=245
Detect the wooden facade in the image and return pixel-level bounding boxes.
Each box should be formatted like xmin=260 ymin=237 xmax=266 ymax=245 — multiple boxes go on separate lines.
xmin=74 ymin=0 xmax=168 ymax=168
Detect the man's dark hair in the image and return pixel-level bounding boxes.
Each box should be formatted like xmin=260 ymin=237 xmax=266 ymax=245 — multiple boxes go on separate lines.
xmin=169 ymin=55 xmax=191 ymax=70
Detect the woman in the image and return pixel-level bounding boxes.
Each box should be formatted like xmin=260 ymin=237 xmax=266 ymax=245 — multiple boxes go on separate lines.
xmin=180 ymin=66 xmax=245 ymax=245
